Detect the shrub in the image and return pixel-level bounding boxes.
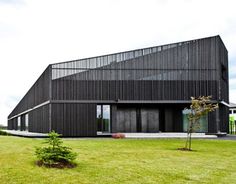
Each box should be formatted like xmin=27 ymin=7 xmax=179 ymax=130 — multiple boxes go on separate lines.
xmin=0 ymin=129 xmax=9 ymax=136
xmin=35 ymin=131 xmax=77 ymax=168
xmin=112 ymin=133 xmax=125 ymax=139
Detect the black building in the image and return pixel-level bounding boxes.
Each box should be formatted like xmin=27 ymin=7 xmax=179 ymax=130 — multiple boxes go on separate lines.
xmin=8 ymin=35 xmax=229 ymax=136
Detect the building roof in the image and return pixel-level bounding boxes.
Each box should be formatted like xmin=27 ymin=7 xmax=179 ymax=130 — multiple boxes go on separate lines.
xmin=229 ymin=103 xmax=236 ymax=108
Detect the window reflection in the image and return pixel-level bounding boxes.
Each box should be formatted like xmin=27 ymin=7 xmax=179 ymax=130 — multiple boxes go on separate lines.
xmin=97 ymin=105 xmax=110 ymax=133
xmin=17 ymin=116 xmax=21 ymax=131
xmin=25 ymin=114 xmax=29 ymax=131
xmin=182 ymin=109 xmax=208 ymax=133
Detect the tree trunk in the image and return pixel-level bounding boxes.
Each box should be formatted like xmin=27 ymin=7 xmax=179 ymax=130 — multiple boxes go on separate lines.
xmin=184 ymin=120 xmax=193 ymax=150
xmin=189 ymin=132 xmax=192 ymax=150
xmin=185 ymin=132 xmax=189 ymax=149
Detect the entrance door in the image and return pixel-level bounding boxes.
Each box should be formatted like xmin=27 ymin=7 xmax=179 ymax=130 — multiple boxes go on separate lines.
xmin=114 ymin=107 xmax=159 ymax=133
xmin=97 ymin=105 xmax=111 ymax=133
xmin=116 ymin=108 xmax=137 ymax=132
xmin=141 ymin=108 xmax=159 ymax=133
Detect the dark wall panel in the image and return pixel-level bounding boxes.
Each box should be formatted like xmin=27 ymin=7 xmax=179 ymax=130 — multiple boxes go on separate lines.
xmin=7 ymin=119 xmax=14 ymax=130
xmin=20 ymin=114 xmax=25 ymax=131
xmin=173 ymin=108 xmax=183 ymax=132
xmin=115 ymin=107 xmax=160 ymax=133
xmin=141 ymin=108 xmax=159 ymax=133
xmin=11 ymin=118 xmax=17 ymax=130
xmin=52 ymin=80 xmax=218 ymax=101
xmin=51 ymin=103 xmax=96 ymax=136
xmin=219 ymin=105 xmax=229 ymax=133
xmin=28 ymin=105 xmax=50 ymax=133
xmin=208 ymin=111 xmax=217 ymax=133
xmin=218 ymin=38 xmax=229 ymax=103
xmin=115 ymin=107 xmax=137 ymax=133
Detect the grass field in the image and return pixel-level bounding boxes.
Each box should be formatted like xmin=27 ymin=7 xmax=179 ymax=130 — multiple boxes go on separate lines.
xmin=0 ymin=136 xmax=236 ymax=184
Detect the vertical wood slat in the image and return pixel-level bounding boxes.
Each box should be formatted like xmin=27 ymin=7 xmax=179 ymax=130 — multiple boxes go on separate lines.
xmin=51 ymin=103 xmax=96 ymax=137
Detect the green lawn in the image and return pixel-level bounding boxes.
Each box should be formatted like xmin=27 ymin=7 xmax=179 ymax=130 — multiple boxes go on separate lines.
xmin=0 ymin=136 xmax=236 ymax=184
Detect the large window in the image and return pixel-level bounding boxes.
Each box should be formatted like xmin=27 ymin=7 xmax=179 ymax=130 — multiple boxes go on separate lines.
xmin=97 ymin=105 xmax=110 ymax=133
xmin=182 ymin=109 xmax=208 ymax=133
xmin=17 ymin=116 xmax=21 ymax=131
xmin=25 ymin=114 xmax=29 ymax=131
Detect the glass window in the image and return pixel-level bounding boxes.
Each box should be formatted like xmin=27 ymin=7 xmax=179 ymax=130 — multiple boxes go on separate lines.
xmin=233 ymin=110 xmax=236 ymax=114
xmin=25 ymin=114 xmax=29 ymax=131
xmin=102 ymin=105 xmax=110 ymax=132
xmin=96 ymin=105 xmax=110 ymax=133
xmin=117 ymin=53 xmax=122 ymax=62
xmin=17 ymin=116 xmax=21 ymax=131
xmin=134 ymin=50 xmax=142 ymax=57
xmin=162 ymin=45 xmax=168 ymax=50
xmin=97 ymin=105 xmax=102 ymax=132
xmin=97 ymin=105 xmax=101 ymax=118
xmin=182 ymin=109 xmax=208 ymax=133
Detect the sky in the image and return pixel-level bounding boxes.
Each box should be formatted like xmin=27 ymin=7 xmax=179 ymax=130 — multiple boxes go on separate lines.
xmin=0 ymin=0 xmax=235 ymax=125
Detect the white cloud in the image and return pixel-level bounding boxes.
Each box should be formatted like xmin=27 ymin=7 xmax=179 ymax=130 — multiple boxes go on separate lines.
xmin=0 ymin=0 xmax=236 ymax=125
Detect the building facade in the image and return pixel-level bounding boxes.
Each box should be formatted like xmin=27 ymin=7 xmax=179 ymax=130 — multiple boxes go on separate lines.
xmin=8 ymin=36 xmax=229 ymax=136
xmin=229 ymin=103 xmax=236 ymax=134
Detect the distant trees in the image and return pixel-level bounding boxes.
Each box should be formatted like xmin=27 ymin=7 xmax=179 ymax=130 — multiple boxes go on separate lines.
xmin=0 ymin=124 xmax=7 ymax=129
xmin=0 ymin=124 xmax=8 ymax=135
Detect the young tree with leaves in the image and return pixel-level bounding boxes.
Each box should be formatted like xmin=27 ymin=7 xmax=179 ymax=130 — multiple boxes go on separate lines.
xmin=184 ymin=96 xmax=218 ymax=151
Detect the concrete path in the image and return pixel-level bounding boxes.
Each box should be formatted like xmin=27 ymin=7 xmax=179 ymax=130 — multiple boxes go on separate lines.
xmin=3 ymin=130 xmax=48 ymax=138
xmin=123 ymin=133 xmax=217 ymax=139
xmin=4 ymin=130 xmax=235 ymax=139
xmin=217 ymin=135 xmax=236 ymax=140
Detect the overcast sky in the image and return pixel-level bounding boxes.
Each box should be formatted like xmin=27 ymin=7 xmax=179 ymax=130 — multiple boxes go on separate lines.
xmin=0 ymin=0 xmax=235 ymax=125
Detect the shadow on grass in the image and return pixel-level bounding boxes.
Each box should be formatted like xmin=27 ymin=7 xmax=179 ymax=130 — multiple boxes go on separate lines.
xmin=35 ymin=160 xmax=77 ymax=169
xmin=166 ymin=147 xmax=198 ymax=152
xmin=31 ymin=160 xmax=80 ymax=170
xmin=177 ymin=147 xmax=194 ymax=152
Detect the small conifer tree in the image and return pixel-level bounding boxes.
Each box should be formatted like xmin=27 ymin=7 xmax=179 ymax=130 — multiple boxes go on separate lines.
xmin=35 ymin=131 xmax=77 ymax=168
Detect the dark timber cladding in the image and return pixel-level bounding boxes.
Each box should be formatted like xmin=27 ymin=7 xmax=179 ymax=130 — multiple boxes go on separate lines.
xmin=8 ymin=35 xmax=229 ymax=136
